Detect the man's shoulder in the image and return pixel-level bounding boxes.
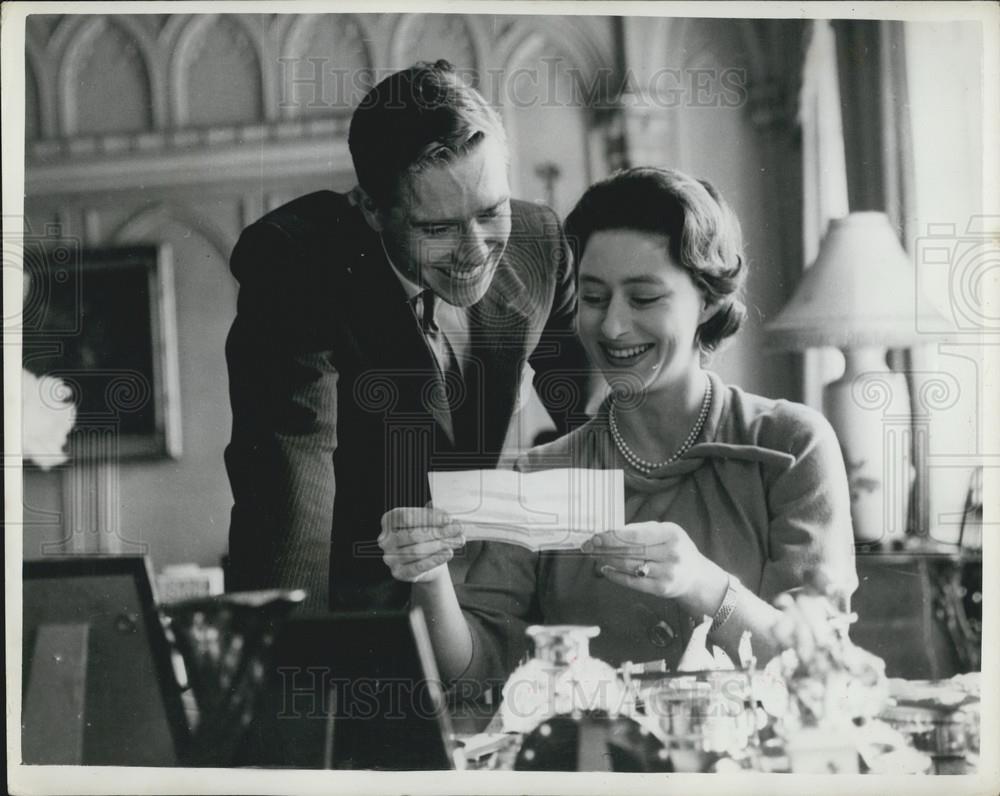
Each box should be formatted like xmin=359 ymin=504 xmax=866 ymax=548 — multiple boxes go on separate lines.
xmin=509 ymin=199 xmax=560 ymax=236
xmin=250 ymin=190 xmax=357 ymax=240
xmin=503 ymin=200 xmax=567 ymax=283
xmin=230 ymin=190 xmax=367 ymax=285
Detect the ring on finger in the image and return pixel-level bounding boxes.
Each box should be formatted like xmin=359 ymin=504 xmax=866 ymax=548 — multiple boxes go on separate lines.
xmin=634 ymin=561 xmax=651 ymax=578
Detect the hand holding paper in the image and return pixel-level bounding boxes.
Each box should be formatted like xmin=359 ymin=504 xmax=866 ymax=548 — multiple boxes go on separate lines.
xmin=379 ymin=506 xmax=466 ymax=583
xmin=428 ymin=469 xmax=625 ymax=552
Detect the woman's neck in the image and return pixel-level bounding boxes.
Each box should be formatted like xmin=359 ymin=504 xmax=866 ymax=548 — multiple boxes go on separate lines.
xmin=612 ymin=368 xmax=709 ymax=462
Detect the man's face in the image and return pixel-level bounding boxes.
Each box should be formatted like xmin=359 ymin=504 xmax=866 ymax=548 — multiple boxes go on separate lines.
xmin=374 ymin=136 xmax=512 ymax=307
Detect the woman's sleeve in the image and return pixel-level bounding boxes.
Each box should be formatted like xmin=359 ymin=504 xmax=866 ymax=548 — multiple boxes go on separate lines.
xmin=452 ymin=542 xmax=542 ymax=688
xmin=758 ymin=403 xmax=859 ymax=608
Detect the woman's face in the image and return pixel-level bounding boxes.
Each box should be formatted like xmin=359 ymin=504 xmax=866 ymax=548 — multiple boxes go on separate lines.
xmin=577 ymin=229 xmax=712 ymax=396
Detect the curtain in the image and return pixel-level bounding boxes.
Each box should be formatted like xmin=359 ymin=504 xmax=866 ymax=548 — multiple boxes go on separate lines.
xmin=833 ymin=21 xmax=915 ymax=238
xmin=797 ymin=19 xmax=850 ymax=410
xmin=902 ymin=21 xmax=987 ymax=544
xmin=830 ymin=20 xmax=929 ymax=537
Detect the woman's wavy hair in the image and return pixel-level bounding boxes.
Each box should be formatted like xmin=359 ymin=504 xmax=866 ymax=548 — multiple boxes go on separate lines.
xmin=564 ymin=167 xmax=747 ymax=352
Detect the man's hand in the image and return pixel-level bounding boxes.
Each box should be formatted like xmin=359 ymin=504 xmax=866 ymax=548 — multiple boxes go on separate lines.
xmin=378 ymin=507 xmax=466 ymax=583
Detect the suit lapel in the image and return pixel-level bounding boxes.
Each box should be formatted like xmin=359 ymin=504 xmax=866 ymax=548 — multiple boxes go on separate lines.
xmin=344 ymin=226 xmax=456 ymax=443
xmin=459 ymin=262 xmax=532 ymax=456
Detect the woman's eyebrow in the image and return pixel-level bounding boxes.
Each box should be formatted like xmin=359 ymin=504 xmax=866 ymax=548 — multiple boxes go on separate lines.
xmin=621 ymin=275 xmax=664 ymax=286
xmin=579 ymin=274 xmax=667 ymax=287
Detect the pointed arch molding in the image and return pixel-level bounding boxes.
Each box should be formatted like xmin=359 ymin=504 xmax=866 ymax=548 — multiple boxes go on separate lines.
xmin=283 ymin=12 xmax=375 ymax=64
xmin=24 ymin=52 xmax=44 ymax=142
xmin=498 ymin=24 xmax=601 ymax=209
xmin=111 ymin=203 xmax=231 ymax=262
xmin=25 ymin=24 xmax=57 ymax=139
xmin=495 ymin=17 xmax=610 ymax=92
xmin=388 ymin=14 xmax=483 ymax=75
xmin=280 ymin=13 xmax=375 ymax=119
xmin=170 ymin=14 xmax=274 ymax=127
xmin=499 ymin=21 xmax=612 ymax=126
xmin=55 ymin=15 xmax=164 ymax=137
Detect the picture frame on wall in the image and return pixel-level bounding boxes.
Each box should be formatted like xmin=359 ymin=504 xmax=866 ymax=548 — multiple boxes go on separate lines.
xmin=22 ymin=243 xmax=182 ymax=460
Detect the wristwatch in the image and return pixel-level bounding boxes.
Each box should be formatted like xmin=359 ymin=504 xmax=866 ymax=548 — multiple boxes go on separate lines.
xmin=710 ymin=575 xmax=741 ymax=635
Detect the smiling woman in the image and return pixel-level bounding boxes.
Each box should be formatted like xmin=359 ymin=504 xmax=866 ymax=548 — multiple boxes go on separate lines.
xmin=379 ymin=167 xmax=859 ymax=683
xmin=568 ymin=169 xmax=746 ymax=465
xmin=578 ymin=231 xmax=712 ymax=398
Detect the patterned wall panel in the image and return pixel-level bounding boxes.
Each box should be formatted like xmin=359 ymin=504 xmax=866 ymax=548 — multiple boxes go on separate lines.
xmin=280 ymin=14 xmax=373 ymax=118
xmin=175 ymin=15 xmax=265 ymax=127
xmin=64 ymin=18 xmax=154 ymax=135
xmin=138 ymin=14 xmax=171 ymax=37
xmin=390 ymin=13 xmax=480 ymax=76
xmin=28 ymin=14 xmax=61 ymax=43
xmin=24 ymin=24 xmax=53 ymax=140
xmin=25 ymin=12 xmax=614 ymax=198
xmin=501 ymin=34 xmax=594 ymax=216
xmin=111 ymin=203 xmax=233 ymax=262
xmin=25 ymin=58 xmax=41 ymax=142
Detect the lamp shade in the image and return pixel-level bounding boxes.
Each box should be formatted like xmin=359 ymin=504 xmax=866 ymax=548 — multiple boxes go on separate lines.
xmin=765 ymin=212 xmax=950 ymax=350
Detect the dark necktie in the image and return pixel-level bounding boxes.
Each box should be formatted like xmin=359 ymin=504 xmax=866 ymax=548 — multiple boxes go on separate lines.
xmin=415 ymin=290 xmax=462 ymax=440
xmin=418 ymin=289 xmax=440 ymax=334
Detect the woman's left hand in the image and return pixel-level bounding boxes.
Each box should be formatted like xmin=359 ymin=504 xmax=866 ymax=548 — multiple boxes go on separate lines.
xmin=581 ymin=521 xmax=727 ymax=608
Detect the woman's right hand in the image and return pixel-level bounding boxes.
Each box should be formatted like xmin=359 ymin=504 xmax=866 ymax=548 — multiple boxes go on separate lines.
xmin=378 ymin=506 xmax=466 ymax=583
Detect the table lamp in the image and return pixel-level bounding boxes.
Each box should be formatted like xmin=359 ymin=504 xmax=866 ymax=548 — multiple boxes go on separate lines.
xmin=765 ymin=212 xmax=950 ymax=544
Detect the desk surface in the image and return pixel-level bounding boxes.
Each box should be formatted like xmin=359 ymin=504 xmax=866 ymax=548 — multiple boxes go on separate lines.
xmin=854 ymin=541 xmax=982 ymax=561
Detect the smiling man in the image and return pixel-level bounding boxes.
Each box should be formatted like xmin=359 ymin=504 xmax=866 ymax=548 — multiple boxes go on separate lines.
xmin=224 ymin=60 xmax=590 ymax=612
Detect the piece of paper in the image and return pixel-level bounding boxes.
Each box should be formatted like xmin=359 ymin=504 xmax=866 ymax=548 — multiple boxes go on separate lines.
xmin=428 ymin=469 xmax=624 ymax=551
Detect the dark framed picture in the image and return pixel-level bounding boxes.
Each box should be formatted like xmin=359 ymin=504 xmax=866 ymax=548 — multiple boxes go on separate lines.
xmin=23 ymin=243 xmax=182 ymax=460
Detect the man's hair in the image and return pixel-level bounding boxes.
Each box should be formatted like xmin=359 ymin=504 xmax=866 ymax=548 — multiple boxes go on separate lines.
xmin=564 ymin=167 xmax=747 ymax=352
xmin=348 ymin=60 xmax=506 ymax=209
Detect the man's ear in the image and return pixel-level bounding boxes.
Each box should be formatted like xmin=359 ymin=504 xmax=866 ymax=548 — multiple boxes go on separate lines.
xmin=351 ymin=186 xmax=384 ymax=232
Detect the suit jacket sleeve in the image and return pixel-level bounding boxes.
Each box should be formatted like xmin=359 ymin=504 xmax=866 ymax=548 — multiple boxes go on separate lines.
xmin=225 ymin=220 xmax=338 ymax=611
xmin=527 ymin=205 xmax=592 ymax=434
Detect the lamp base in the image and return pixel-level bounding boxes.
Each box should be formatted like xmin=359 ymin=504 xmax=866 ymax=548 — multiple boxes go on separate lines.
xmin=824 ymin=347 xmax=913 ymax=545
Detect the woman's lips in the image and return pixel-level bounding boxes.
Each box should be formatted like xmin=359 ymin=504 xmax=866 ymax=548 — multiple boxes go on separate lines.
xmin=599 ymin=342 xmax=654 ymax=366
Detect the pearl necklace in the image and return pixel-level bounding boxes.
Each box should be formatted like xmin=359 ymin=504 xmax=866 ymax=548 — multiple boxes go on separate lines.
xmin=608 ymin=376 xmax=713 ymax=475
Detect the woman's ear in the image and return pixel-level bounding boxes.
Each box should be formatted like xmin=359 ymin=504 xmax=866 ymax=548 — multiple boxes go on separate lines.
xmin=351 ymin=186 xmax=384 ymax=232
xmin=699 ymin=298 xmax=723 ymax=326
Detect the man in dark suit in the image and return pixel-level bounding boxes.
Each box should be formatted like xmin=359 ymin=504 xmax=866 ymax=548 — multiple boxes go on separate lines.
xmin=225 ymin=60 xmax=590 ymax=612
